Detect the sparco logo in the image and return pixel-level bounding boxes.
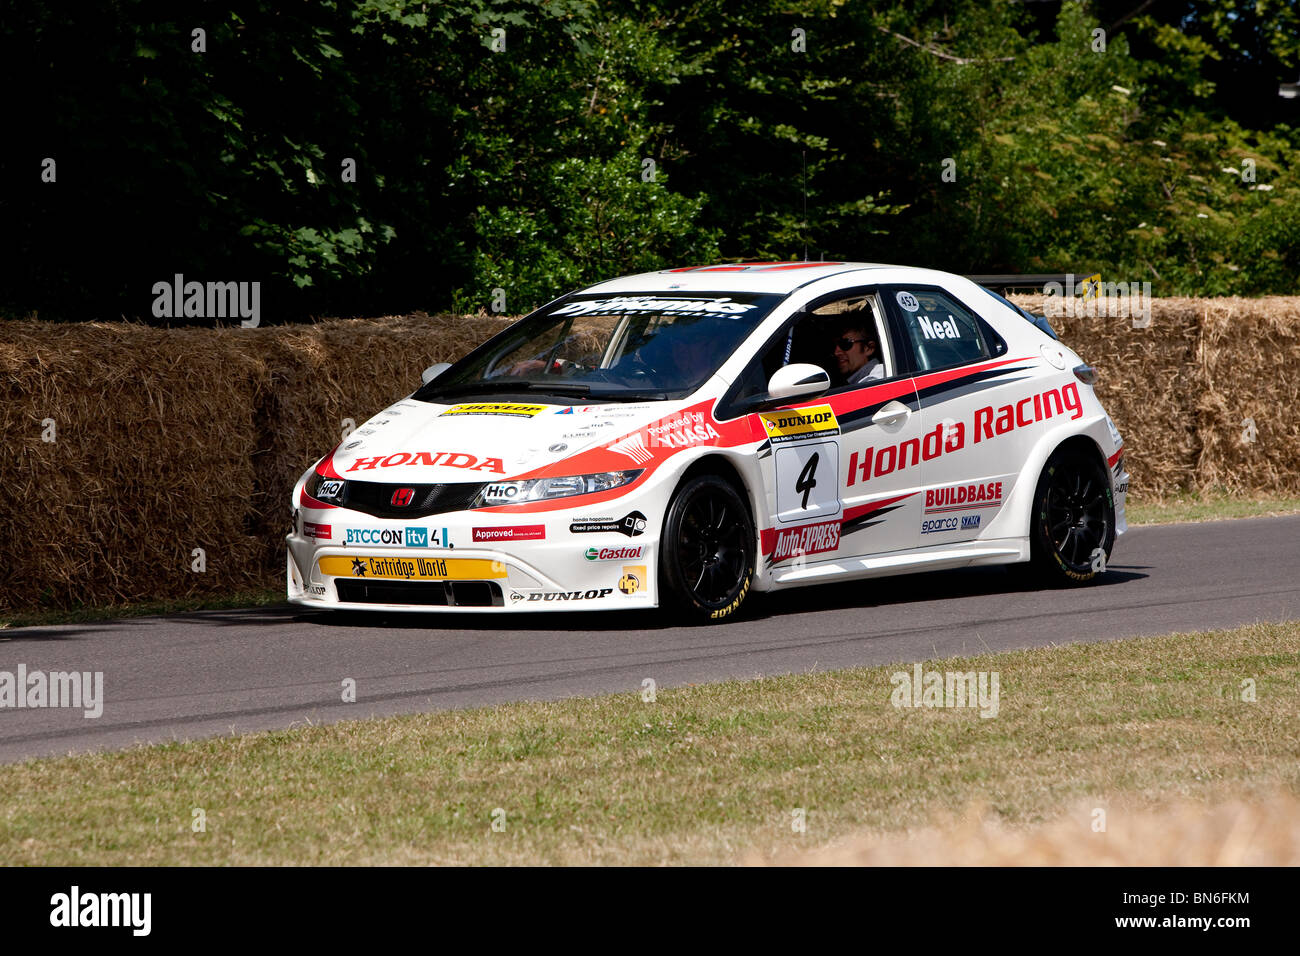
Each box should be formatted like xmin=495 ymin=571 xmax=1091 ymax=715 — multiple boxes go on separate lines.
xmin=527 ymin=588 xmax=614 ymax=601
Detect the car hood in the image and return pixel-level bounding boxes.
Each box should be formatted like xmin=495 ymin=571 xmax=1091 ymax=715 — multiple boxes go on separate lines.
xmin=328 ymin=396 xmax=684 ymax=482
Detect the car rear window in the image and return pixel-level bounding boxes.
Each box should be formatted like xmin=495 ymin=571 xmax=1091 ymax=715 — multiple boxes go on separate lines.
xmin=891 ymin=288 xmax=991 ymax=372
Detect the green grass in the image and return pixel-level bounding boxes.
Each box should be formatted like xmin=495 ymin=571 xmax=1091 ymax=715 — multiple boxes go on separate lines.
xmin=1 ymin=621 xmax=1296 ymax=865
xmin=1126 ymin=492 xmax=1300 ymax=526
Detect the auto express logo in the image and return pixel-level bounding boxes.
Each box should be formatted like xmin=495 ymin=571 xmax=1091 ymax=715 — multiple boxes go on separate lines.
xmin=569 ymin=511 xmax=648 ymax=537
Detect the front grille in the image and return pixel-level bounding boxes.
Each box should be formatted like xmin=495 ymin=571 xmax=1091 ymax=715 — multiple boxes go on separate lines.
xmin=342 ymin=480 xmax=484 ymax=519
xmin=335 ymin=579 xmax=503 ymax=607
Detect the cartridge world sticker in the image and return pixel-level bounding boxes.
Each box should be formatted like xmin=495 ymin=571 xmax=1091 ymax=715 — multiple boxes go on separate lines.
xmin=759 ymin=405 xmax=839 ymax=444
xmin=440 ymin=403 xmax=548 ymax=418
xmin=318 ymin=555 xmax=506 ymax=581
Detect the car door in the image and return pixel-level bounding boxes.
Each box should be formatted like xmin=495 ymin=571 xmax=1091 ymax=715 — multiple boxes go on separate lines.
xmin=721 ymin=287 xmax=926 ymax=572
xmin=822 ymin=290 xmax=926 ymax=563
xmin=881 ymin=284 xmax=1034 ymax=544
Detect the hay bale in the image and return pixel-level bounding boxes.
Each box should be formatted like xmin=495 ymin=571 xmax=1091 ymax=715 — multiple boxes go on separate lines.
xmin=0 ymin=321 xmax=268 ymax=609
xmin=3 ymin=299 xmax=1298 ymax=613
xmin=1196 ymin=298 xmax=1300 ymax=494
xmin=0 ymin=313 xmax=510 ymax=611
xmin=1011 ymin=294 xmax=1203 ymax=498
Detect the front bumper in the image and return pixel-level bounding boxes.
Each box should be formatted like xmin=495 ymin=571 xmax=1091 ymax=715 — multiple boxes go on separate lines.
xmin=285 ymin=511 xmax=657 ymax=613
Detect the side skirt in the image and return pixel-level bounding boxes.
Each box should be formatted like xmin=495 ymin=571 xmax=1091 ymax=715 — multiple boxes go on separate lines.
xmin=766 ymin=537 xmax=1030 ymax=588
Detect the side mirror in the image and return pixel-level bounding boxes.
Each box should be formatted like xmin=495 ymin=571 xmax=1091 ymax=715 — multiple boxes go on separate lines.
xmin=421 ymin=362 xmax=452 ymax=384
xmin=767 ymin=363 xmax=830 ymax=401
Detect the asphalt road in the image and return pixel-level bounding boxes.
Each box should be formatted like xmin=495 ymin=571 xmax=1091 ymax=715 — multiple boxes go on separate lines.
xmin=3 ymin=516 xmax=1299 ymax=764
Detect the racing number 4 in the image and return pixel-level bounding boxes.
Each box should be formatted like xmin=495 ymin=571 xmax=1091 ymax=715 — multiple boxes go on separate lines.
xmin=796 ymin=452 xmax=819 ymax=510
xmin=774 ymin=440 xmax=840 ymax=523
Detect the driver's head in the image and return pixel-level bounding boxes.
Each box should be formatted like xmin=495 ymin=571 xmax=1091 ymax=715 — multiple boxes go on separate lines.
xmin=666 ymin=320 xmax=718 ymax=382
xmin=637 ymin=319 xmax=713 ymax=383
xmin=667 ymin=335 xmax=710 ymax=377
xmin=832 ymin=322 xmax=878 ymax=378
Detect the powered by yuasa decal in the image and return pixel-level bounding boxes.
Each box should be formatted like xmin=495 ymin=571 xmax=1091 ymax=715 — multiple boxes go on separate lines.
xmin=847 ymin=382 xmax=1083 ymax=487
xmin=476 ymin=402 xmax=745 ymax=514
xmin=602 ymin=402 xmax=735 ymax=467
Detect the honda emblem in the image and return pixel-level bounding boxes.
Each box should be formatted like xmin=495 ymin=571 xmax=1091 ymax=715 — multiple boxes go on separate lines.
xmin=391 ymin=487 xmax=415 ymax=507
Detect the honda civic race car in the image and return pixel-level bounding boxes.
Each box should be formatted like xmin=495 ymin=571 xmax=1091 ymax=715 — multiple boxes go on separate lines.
xmin=287 ymin=261 xmax=1128 ymax=621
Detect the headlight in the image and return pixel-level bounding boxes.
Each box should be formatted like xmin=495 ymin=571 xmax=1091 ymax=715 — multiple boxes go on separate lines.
xmin=306 ymin=472 xmax=347 ymax=503
xmin=471 ymin=470 xmax=643 ymax=508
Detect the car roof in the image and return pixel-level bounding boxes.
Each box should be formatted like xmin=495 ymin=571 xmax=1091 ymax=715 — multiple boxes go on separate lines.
xmin=578 ymin=262 xmax=965 ymax=296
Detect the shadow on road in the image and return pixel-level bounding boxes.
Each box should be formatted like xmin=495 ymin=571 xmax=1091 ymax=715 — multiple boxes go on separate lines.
xmin=292 ymin=563 xmax=1149 ymax=633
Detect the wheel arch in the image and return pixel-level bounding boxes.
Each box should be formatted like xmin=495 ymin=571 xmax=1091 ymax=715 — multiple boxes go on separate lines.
xmin=658 ymin=451 xmax=761 ymax=619
xmin=677 ymin=453 xmax=760 ymax=525
xmin=1004 ymin=419 xmax=1115 ymax=542
xmin=671 ymin=450 xmax=773 ymax=587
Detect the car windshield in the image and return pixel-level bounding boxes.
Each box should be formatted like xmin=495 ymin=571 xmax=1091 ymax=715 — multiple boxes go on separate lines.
xmin=414 ymin=292 xmax=784 ymax=402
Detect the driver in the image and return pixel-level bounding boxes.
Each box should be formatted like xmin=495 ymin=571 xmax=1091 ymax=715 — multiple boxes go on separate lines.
xmin=622 ymin=320 xmax=715 ymax=387
xmin=832 ymin=320 xmax=884 ymax=385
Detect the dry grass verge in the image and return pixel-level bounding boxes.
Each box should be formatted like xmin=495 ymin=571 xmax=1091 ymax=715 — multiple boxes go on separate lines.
xmin=765 ymin=793 xmax=1300 ymax=865
xmin=1 ymin=621 xmax=1295 ymax=865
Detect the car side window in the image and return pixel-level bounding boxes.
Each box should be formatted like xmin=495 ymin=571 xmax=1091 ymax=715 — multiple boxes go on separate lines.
xmin=809 ymin=292 xmax=890 ymax=391
xmin=890 ymin=288 xmax=992 ymax=372
xmin=720 ymin=288 xmax=896 ymax=417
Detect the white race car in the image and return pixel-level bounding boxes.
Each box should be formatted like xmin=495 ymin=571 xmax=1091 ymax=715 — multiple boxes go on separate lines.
xmin=288 ymin=262 xmax=1128 ymax=621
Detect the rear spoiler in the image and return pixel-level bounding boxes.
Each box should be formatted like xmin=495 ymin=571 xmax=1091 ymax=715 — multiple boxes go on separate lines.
xmin=966 ymin=274 xmax=1068 ymax=340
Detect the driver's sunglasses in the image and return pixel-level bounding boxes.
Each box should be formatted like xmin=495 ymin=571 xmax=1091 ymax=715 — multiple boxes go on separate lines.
xmin=834 ymin=337 xmax=867 ymax=351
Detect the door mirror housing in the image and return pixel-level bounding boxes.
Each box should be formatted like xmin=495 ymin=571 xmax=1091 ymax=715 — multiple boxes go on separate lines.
xmin=767 ymin=363 xmax=830 ymax=401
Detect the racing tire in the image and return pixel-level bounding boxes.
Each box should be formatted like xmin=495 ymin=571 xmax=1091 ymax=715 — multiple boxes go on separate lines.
xmin=659 ymin=475 xmax=755 ymax=622
xmin=1028 ymin=445 xmax=1116 ymax=585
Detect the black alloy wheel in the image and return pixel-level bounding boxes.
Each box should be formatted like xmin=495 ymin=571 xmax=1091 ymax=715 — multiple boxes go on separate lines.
xmin=660 ymin=475 xmax=755 ymax=621
xmin=1029 ymin=446 xmax=1116 ymax=584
